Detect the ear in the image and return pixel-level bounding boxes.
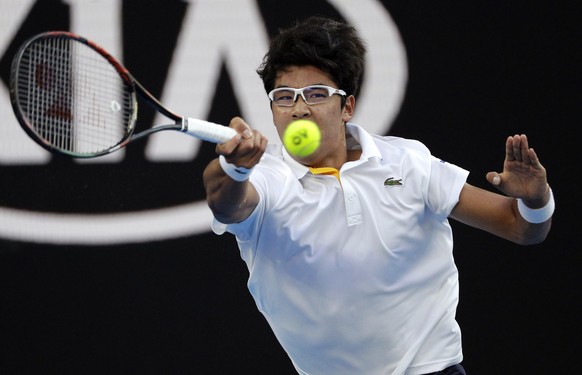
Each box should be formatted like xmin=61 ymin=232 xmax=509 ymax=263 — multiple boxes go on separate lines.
xmin=342 ymin=95 xmax=356 ymax=122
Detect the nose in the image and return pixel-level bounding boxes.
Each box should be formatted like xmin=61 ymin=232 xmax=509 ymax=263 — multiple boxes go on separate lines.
xmin=291 ymin=96 xmax=311 ymax=119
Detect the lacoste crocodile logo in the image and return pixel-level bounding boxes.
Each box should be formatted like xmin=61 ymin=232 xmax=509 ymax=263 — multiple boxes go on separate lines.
xmin=384 ymin=177 xmax=403 ymax=187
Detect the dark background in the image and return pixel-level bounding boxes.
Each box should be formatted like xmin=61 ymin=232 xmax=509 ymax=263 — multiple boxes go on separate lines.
xmin=1 ymin=1 xmax=580 ymax=374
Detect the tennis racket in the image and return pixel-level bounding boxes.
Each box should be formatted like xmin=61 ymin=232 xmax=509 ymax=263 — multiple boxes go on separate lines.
xmin=9 ymin=31 xmax=237 ymax=158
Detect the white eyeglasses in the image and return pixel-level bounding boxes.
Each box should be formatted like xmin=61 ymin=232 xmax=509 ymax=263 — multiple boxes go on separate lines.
xmin=268 ymin=85 xmax=346 ymax=107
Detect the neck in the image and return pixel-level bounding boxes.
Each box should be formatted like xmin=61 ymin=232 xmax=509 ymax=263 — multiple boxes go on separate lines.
xmin=310 ymin=138 xmax=362 ymax=169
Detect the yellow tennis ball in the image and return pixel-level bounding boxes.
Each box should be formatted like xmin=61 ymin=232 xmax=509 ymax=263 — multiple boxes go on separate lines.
xmin=283 ymin=120 xmax=321 ymax=158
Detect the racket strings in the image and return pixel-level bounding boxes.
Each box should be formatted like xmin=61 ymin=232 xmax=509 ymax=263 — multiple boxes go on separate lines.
xmin=16 ymin=36 xmax=134 ymax=155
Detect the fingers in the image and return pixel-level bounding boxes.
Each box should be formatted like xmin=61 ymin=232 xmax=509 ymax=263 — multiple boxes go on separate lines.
xmin=229 ymin=116 xmax=253 ymax=139
xmin=234 ymin=129 xmax=268 ymax=167
xmin=505 ymin=136 xmax=515 ymax=161
xmin=506 ymin=134 xmax=535 ymax=165
xmin=486 ymin=171 xmax=501 ymax=186
xmin=508 ymin=134 xmax=525 ymax=162
xmin=528 ymin=147 xmax=544 ymax=170
xmin=216 ymin=117 xmax=268 ymax=167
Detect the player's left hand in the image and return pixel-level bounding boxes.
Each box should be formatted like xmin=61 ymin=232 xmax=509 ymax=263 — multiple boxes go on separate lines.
xmin=486 ymin=134 xmax=550 ymax=203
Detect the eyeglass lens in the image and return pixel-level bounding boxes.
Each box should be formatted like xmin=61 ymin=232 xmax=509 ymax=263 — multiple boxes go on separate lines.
xmin=272 ymin=87 xmax=332 ymax=106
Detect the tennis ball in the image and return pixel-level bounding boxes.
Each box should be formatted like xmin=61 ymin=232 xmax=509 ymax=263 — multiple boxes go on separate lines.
xmin=283 ymin=120 xmax=321 ymax=158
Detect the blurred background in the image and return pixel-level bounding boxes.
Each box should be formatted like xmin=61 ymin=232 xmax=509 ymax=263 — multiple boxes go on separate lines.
xmin=0 ymin=0 xmax=580 ymax=373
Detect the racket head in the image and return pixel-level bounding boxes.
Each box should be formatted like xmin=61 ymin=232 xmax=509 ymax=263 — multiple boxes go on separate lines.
xmin=9 ymin=31 xmax=138 ymax=158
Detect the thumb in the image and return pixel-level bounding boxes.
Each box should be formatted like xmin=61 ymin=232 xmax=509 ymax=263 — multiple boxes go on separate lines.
xmin=486 ymin=171 xmax=501 ymax=187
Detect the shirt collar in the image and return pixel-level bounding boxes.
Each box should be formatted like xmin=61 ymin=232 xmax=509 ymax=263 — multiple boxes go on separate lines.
xmin=280 ymin=122 xmax=382 ymax=179
xmin=345 ymin=122 xmax=382 ymax=162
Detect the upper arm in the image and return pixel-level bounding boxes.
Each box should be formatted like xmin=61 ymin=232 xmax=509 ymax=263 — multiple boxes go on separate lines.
xmin=450 ymin=183 xmax=550 ymax=245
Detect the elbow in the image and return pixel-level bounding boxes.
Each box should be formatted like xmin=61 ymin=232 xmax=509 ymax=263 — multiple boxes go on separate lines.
xmin=513 ymin=220 xmax=552 ymax=246
xmin=205 ymin=192 xmax=231 ymax=223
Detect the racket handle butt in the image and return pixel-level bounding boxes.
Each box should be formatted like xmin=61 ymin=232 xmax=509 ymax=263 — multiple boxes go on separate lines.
xmin=183 ymin=118 xmax=237 ymax=144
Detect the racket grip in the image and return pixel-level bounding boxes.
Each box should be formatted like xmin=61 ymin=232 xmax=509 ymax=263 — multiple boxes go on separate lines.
xmin=183 ymin=118 xmax=238 ymax=144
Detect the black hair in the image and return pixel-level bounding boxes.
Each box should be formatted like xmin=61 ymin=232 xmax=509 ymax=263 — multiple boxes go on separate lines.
xmin=256 ymin=16 xmax=367 ymax=100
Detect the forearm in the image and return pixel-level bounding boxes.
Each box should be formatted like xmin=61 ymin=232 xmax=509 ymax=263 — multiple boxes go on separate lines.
xmin=203 ymin=158 xmax=258 ymax=224
xmin=451 ymin=184 xmax=553 ymax=245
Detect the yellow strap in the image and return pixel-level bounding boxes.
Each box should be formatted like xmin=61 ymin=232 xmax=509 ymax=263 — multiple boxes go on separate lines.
xmin=309 ymin=167 xmax=340 ymax=181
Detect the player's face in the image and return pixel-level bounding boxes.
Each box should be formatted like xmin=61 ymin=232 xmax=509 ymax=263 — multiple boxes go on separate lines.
xmin=270 ymin=65 xmax=354 ymax=167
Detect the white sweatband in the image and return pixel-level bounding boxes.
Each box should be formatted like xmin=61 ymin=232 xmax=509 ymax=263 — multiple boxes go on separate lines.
xmin=517 ymin=188 xmax=555 ymax=224
xmin=219 ymin=155 xmax=254 ymax=182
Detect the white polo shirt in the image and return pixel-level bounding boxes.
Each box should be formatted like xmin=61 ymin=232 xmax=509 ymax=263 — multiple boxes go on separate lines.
xmin=212 ymin=123 xmax=469 ymax=375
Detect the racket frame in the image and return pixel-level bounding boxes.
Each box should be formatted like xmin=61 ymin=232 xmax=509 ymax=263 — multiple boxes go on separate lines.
xmin=9 ymin=31 xmax=235 ymax=158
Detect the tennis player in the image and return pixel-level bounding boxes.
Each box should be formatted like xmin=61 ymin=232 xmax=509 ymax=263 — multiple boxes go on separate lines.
xmin=203 ymin=16 xmax=553 ymax=375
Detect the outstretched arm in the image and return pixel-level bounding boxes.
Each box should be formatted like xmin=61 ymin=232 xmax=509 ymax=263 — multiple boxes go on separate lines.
xmin=450 ymin=134 xmax=553 ymax=245
xmin=203 ymin=117 xmax=268 ymax=224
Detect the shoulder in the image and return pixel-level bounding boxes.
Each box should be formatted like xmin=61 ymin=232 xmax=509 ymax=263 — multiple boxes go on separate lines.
xmin=256 ymin=143 xmax=295 ymax=176
xmin=249 ymin=143 xmax=302 ymax=194
xmin=373 ymin=134 xmax=430 ymax=152
xmin=370 ymin=134 xmax=432 ymax=164
xmin=346 ymin=123 xmax=431 ymax=163
xmin=369 ymin=133 xmax=468 ymax=182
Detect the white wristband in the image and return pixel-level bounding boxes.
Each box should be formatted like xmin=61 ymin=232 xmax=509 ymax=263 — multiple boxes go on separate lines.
xmin=517 ymin=188 xmax=555 ymax=224
xmin=219 ymin=155 xmax=254 ymax=182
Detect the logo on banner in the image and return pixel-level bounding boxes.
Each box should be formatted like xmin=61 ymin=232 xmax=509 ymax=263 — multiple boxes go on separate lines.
xmin=0 ymin=0 xmax=407 ymax=245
